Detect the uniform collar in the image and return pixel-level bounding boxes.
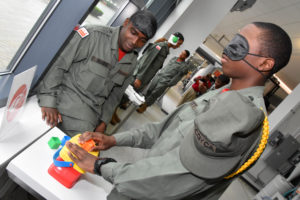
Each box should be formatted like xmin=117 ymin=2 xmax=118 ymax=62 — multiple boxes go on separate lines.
xmin=236 ymin=86 xmax=264 ymax=98
xmin=197 ymin=84 xmax=264 ymax=103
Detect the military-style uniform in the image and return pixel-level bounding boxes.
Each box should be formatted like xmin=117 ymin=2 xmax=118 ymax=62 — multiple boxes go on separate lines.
xmin=100 ymin=86 xmax=266 ymax=200
xmin=134 ymin=41 xmax=169 ymax=91
xmin=37 ymin=26 xmax=138 ymax=135
xmin=145 ymin=56 xmax=189 ymax=106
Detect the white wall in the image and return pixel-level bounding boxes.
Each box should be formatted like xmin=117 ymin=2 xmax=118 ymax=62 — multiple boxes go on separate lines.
xmin=156 ymin=0 xmax=237 ymax=61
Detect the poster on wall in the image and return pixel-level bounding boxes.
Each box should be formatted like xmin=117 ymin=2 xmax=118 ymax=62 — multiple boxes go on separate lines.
xmin=0 ymin=66 xmax=37 ymax=140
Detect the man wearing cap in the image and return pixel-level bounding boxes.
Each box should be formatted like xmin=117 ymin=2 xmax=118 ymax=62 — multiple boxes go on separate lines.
xmin=66 ymin=22 xmax=292 ymax=199
xmin=36 ymin=10 xmax=157 ymax=136
xmin=136 ymin=49 xmax=191 ymax=113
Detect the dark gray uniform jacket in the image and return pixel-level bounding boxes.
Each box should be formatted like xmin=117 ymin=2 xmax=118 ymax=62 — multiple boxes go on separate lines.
xmin=134 ymin=41 xmax=169 ymax=90
xmin=37 ymin=26 xmax=138 ymax=135
xmin=101 ymin=86 xmax=266 ymax=200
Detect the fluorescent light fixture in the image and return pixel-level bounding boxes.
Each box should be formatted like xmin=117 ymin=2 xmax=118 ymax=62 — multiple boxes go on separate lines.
xmin=274 ymin=74 xmax=292 ymax=94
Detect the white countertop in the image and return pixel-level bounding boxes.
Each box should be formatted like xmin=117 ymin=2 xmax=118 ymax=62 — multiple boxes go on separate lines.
xmin=0 ymin=96 xmax=50 ymax=167
xmin=6 ymin=127 xmax=112 ymax=200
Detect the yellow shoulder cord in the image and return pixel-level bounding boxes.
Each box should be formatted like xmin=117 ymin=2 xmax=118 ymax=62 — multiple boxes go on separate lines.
xmin=224 ymin=108 xmax=269 ymax=179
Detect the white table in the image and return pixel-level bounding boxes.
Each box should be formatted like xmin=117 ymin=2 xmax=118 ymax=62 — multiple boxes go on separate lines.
xmin=0 ymin=96 xmax=50 ymax=167
xmin=7 ymin=127 xmax=112 ymax=200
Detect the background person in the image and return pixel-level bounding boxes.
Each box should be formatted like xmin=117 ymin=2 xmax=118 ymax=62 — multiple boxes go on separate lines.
xmin=210 ymin=74 xmax=230 ymax=90
xmin=133 ymin=32 xmax=184 ymax=92
xmin=177 ymin=73 xmax=213 ymax=106
xmin=136 ymin=49 xmax=190 ymax=113
xmin=111 ymin=32 xmax=185 ymax=124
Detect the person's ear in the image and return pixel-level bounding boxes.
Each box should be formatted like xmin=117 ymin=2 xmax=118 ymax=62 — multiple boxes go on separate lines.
xmin=123 ymin=18 xmax=130 ymax=27
xmin=258 ymin=58 xmax=275 ymax=72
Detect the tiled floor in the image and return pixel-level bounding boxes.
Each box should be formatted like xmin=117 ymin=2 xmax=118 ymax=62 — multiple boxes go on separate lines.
xmin=107 ymin=84 xmax=258 ymax=200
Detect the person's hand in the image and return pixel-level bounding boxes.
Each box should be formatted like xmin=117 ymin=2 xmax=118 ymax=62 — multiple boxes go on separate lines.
xmin=41 ymin=107 xmax=62 ymax=127
xmin=78 ymin=131 xmax=116 ymax=151
xmin=66 ymin=141 xmax=98 ymax=174
xmin=95 ymin=122 xmax=106 ymax=133
xmin=133 ymin=79 xmax=142 ymax=89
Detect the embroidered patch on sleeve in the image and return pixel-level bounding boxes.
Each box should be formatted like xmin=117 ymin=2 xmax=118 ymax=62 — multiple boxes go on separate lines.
xmin=77 ymin=27 xmax=89 ymax=38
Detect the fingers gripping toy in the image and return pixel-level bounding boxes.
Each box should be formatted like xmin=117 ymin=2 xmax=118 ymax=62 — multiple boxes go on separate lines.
xmin=48 ymin=134 xmax=99 ymax=188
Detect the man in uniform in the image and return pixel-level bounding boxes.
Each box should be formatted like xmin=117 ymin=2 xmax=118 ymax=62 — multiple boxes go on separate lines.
xmin=66 ymin=22 xmax=292 ymax=199
xmin=111 ymin=32 xmax=184 ymax=124
xmin=37 ymin=10 xmax=157 ymax=136
xmin=136 ymin=49 xmax=190 ymax=113
xmin=133 ymin=32 xmax=184 ymax=92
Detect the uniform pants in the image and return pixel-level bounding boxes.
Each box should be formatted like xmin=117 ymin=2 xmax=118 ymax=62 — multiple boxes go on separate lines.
xmin=145 ymin=80 xmax=168 ymax=106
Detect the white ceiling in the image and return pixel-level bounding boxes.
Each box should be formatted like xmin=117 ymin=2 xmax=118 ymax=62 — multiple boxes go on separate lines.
xmin=210 ymin=0 xmax=300 ymax=89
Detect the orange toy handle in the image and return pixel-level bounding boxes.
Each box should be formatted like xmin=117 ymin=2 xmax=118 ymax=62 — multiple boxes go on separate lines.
xmin=80 ymin=139 xmax=96 ymax=152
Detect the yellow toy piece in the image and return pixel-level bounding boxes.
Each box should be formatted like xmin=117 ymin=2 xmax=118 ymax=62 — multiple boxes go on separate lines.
xmin=59 ymin=134 xmax=99 ymax=174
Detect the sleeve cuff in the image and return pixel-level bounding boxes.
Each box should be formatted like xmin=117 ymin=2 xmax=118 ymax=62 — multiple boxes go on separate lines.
xmin=101 ymin=116 xmax=110 ymax=125
xmin=113 ymin=132 xmax=133 ymax=146
xmin=38 ymin=95 xmax=57 ymax=108
xmin=101 ymin=162 xmax=119 ymax=183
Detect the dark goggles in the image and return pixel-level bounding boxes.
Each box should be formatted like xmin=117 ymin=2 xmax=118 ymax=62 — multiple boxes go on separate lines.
xmin=223 ymin=33 xmax=266 ymax=61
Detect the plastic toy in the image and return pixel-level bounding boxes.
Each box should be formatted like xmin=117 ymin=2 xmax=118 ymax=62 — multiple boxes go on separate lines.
xmin=48 ymin=134 xmax=99 ymax=188
xmin=48 ymin=137 xmax=61 ymax=149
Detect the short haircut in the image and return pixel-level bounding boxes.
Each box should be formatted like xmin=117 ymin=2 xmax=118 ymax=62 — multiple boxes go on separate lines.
xmin=185 ymin=50 xmax=190 ymax=58
xmin=252 ymin=22 xmax=292 ymax=74
xmin=217 ymin=74 xmax=230 ymax=84
xmin=130 ymin=10 xmax=157 ymax=39
xmin=174 ymin=32 xmax=184 ymax=41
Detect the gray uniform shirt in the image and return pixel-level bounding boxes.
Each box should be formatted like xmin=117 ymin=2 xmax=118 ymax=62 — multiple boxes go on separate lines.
xmin=153 ymin=56 xmax=188 ymax=86
xmin=37 ymin=26 xmax=138 ymax=131
xmin=101 ymin=86 xmax=266 ymax=200
xmin=134 ymin=41 xmax=169 ymax=88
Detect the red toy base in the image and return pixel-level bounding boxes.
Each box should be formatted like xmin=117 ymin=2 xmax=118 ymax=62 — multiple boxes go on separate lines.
xmin=48 ymin=156 xmax=81 ymax=188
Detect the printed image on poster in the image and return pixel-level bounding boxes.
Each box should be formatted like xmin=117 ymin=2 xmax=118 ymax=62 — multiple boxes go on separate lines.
xmin=0 ymin=66 xmax=37 ymax=140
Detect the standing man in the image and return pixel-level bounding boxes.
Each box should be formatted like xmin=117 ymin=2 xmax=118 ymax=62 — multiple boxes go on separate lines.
xmin=66 ymin=22 xmax=292 ymax=200
xmin=111 ymin=32 xmax=184 ymax=124
xmin=133 ymin=32 xmax=184 ymax=92
xmin=137 ymin=49 xmax=190 ymax=113
xmin=37 ymin=10 xmax=157 ymax=136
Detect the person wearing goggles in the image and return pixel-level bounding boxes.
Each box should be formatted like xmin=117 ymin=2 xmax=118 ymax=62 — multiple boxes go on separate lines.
xmin=66 ymin=22 xmax=292 ymax=200
xmin=222 ymin=23 xmax=291 ymax=82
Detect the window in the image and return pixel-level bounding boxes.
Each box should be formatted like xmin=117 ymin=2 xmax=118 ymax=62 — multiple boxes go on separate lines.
xmin=83 ymin=0 xmax=129 ymax=26
xmin=0 ymin=0 xmax=51 ymax=73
